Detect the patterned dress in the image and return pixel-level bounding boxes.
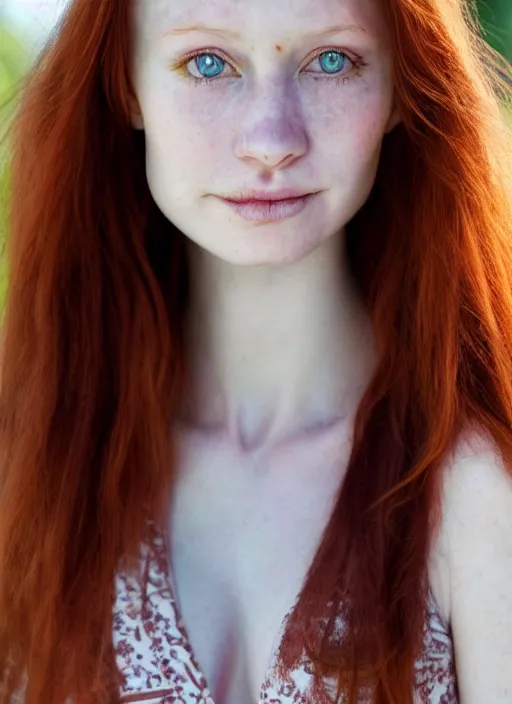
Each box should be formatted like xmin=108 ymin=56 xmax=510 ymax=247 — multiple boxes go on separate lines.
xmin=113 ymin=521 xmax=459 ymax=704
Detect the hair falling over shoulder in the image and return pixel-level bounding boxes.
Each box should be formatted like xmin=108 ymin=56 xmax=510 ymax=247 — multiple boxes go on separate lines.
xmin=0 ymin=0 xmax=510 ymax=702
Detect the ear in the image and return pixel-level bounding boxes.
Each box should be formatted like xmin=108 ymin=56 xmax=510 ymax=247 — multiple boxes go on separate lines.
xmin=128 ymin=95 xmax=145 ymax=131
xmin=385 ymin=99 xmax=402 ymax=134
xmin=131 ymin=113 xmax=145 ymax=130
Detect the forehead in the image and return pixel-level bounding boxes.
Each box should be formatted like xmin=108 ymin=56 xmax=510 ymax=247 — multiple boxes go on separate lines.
xmin=133 ymin=0 xmax=387 ymax=46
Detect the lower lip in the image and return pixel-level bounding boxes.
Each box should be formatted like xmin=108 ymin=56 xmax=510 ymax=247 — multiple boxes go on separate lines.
xmin=220 ymin=194 xmax=315 ymax=222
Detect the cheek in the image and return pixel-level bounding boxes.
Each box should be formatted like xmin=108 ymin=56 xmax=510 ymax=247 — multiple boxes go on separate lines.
xmin=141 ymin=97 xmax=217 ymax=199
xmin=310 ymin=80 xmax=391 ymax=148
xmin=144 ymin=87 xmax=231 ymax=174
xmin=303 ymin=87 xmax=390 ymax=216
xmin=142 ymin=74 xmax=392 ymax=198
xmin=309 ymin=84 xmax=391 ymax=183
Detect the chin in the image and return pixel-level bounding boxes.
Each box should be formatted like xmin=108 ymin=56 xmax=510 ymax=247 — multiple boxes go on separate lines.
xmin=206 ymin=233 xmax=324 ymax=267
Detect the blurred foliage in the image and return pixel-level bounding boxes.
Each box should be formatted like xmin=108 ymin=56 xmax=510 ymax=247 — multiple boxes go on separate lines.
xmin=0 ymin=3 xmax=510 ymax=309
xmin=0 ymin=26 xmax=28 ymax=109
xmin=0 ymin=23 xmax=30 ymax=307
xmin=478 ymin=0 xmax=512 ymax=61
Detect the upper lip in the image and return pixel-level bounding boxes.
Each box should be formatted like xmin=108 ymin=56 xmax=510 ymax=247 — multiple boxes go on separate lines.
xmin=219 ymin=188 xmax=315 ymax=202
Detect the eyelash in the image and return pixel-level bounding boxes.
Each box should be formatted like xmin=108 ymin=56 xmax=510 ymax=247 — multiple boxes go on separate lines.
xmin=171 ymin=46 xmax=366 ymax=87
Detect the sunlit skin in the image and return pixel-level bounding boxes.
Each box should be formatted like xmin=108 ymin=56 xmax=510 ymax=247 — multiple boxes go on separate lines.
xmin=130 ymin=0 xmax=400 ymax=450
xmin=2 ymin=1 xmax=512 ymax=702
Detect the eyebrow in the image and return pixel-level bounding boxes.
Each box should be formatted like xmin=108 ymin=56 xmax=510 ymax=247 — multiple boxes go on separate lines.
xmin=163 ymin=23 xmax=368 ymax=41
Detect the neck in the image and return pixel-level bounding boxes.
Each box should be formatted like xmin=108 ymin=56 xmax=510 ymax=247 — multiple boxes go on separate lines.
xmin=178 ymin=231 xmax=379 ymax=451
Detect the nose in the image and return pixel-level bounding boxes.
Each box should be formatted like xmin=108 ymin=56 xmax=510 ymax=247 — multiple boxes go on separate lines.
xmin=233 ymin=93 xmax=309 ymax=170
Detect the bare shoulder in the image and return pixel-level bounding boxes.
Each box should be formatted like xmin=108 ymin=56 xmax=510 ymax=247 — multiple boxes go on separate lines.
xmin=440 ymin=428 xmax=512 ymax=555
xmin=433 ymin=428 xmax=512 ymax=703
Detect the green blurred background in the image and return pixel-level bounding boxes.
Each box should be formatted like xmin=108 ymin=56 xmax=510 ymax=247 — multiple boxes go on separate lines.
xmin=478 ymin=0 xmax=512 ymax=61
xmin=0 ymin=1 xmax=510 ymax=309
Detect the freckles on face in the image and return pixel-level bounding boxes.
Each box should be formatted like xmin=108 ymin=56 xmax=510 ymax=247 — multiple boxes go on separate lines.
xmin=133 ymin=0 xmax=395 ymax=255
xmin=317 ymin=80 xmax=393 ymax=159
xmin=156 ymin=57 xmax=390 ymax=134
xmin=143 ymin=82 xmax=232 ymax=179
xmin=140 ymin=62 xmax=393 ymax=252
xmin=132 ymin=0 xmax=394 ymax=141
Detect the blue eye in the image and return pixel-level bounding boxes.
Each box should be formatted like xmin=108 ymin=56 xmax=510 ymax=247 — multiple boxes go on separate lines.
xmin=318 ymin=51 xmax=347 ymax=74
xmin=195 ymin=53 xmax=225 ymax=79
xmin=179 ymin=48 xmax=362 ymax=85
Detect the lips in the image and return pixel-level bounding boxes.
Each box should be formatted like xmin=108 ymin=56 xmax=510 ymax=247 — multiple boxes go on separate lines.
xmin=220 ymin=192 xmax=316 ymax=222
xmin=231 ymin=196 xmax=303 ymax=205
xmin=220 ymin=188 xmax=314 ymax=203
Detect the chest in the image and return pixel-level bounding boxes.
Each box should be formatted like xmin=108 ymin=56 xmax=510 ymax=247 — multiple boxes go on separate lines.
xmin=163 ymin=424 xmax=450 ymax=704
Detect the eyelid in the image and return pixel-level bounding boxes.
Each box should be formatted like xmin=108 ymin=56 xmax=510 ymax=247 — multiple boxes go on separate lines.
xmin=170 ymin=45 xmax=364 ymax=77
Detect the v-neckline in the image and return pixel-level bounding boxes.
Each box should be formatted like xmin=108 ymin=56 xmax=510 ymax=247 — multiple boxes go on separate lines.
xmin=145 ymin=517 xmax=452 ymax=704
xmin=151 ymin=518 xmax=301 ymax=704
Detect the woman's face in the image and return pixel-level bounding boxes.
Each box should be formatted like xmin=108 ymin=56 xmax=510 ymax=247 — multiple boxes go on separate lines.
xmin=130 ymin=0 xmax=399 ymax=266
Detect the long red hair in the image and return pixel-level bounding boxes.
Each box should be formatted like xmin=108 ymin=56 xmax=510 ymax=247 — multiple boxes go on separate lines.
xmin=0 ymin=0 xmax=511 ymax=702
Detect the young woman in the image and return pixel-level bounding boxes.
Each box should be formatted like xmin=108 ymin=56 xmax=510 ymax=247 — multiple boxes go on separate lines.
xmin=0 ymin=0 xmax=511 ymax=702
